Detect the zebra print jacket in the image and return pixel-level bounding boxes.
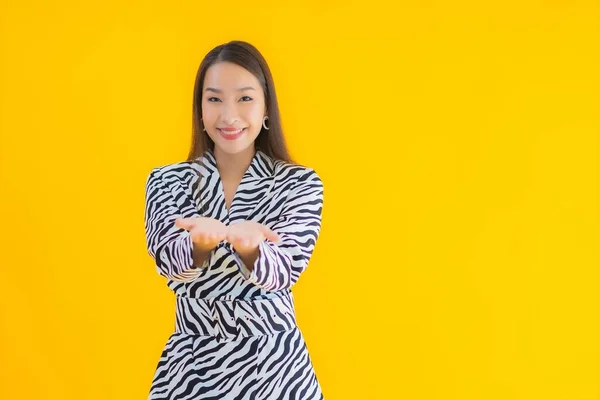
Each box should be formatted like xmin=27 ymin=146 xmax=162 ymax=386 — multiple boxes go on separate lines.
xmin=144 ymin=148 xmax=324 ymax=298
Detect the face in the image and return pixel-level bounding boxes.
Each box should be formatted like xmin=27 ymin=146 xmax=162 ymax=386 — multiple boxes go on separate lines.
xmin=201 ymin=61 xmax=267 ymax=156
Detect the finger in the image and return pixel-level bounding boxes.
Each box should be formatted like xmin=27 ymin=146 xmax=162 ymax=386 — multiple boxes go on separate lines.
xmin=262 ymin=227 xmax=281 ymax=243
xmin=217 ymin=230 xmax=228 ymax=241
xmin=244 ymin=234 xmax=261 ymax=249
xmin=230 ymin=234 xmax=250 ymax=249
xmin=191 ymin=229 xmax=210 ymax=245
xmin=210 ymin=231 xmax=226 ymax=242
xmin=175 ymin=218 xmax=196 ymax=230
xmin=230 ymin=238 xmax=244 ymax=250
xmin=175 ymin=218 xmax=189 ymax=230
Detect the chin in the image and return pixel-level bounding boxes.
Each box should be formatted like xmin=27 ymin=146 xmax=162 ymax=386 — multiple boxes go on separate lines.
xmin=214 ymin=140 xmax=256 ymax=155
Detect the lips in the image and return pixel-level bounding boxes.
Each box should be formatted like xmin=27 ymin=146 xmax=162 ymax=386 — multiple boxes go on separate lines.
xmin=218 ymin=127 xmax=246 ymax=132
xmin=218 ymin=127 xmax=246 ymax=140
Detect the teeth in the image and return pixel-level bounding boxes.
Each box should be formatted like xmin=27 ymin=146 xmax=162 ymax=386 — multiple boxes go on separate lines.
xmin=221 ymin=128 xmax=244 ymax=135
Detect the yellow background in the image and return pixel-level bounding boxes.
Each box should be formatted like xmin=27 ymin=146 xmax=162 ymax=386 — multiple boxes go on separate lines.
xmin=1 ymin=1 xmax=598 ymax=399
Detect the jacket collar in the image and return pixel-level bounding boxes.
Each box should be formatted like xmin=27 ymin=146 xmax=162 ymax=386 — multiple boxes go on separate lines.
xmin=198 ymin=148 xmax=275 ymax=180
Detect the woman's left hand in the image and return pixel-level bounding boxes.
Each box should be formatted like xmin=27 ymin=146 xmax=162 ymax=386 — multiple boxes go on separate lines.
xmin=227 ymin=220 xmax=280 ymax=254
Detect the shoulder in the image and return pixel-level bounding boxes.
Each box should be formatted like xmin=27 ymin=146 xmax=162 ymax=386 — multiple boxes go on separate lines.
xmin=146 ymin=160 xmax=199 ymax=187
xmin=270 ymin=160 xmax=323 ymax=199
xmin=272 ymin=159 xmax=322 ymax=185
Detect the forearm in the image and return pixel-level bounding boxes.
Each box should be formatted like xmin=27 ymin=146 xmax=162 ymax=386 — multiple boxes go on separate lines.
xmin=231 ymin=169 xmax=323 ymax=290
xmin=232 ymin=238 xmax=308 ymax=291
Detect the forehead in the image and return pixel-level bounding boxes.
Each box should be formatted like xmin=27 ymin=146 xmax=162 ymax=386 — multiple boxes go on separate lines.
xmin=203 ymin=62 xmax=260 ymax=90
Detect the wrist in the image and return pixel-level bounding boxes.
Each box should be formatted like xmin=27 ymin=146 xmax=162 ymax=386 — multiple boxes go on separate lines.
xmin=191 ymin=242 xmax=216 ymax=268
xmin=237 ymin=246 xmax=260 ymax=269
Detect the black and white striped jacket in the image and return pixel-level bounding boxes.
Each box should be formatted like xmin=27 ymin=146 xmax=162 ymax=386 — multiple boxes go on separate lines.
xmin=144 ymin=148 xmax=324 ymax=299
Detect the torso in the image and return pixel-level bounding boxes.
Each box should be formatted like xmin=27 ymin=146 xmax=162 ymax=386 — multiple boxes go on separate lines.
xmin=221 ymin=180 xmax=239 ymax=212
xmin=152 ymin=153 xmax=315 ymax=298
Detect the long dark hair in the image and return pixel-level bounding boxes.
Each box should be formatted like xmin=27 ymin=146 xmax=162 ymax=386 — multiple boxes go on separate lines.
xmin=187 ymin=40 xmax=295 ymax=164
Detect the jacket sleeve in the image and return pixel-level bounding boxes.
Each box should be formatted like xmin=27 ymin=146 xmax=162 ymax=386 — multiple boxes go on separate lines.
xmin=233 ymin=168 xmax=324 ymax=291
xmin=144 ymin=168 xmax=208 ymax=282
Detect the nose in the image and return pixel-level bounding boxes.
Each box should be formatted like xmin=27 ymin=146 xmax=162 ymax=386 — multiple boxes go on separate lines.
xmin=221 ymin=103 xmax=239 ymax=125
xmin=222 ymin=116 xmax=238 ymax=125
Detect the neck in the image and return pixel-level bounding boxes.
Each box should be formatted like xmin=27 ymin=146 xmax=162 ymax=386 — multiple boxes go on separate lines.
xmin=213 ymin=145 xmax=256 ymax=181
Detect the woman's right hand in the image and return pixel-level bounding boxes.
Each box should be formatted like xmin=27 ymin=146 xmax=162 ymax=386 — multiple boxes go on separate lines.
xmin=175 ymin=217 xmax=228 ymax=251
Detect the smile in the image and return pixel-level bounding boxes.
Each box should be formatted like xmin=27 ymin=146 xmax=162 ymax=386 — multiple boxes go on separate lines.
xmin=218 ymin=127 xmax=246 ymax=140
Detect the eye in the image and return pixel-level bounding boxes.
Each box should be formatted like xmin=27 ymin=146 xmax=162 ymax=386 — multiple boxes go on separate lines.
xmin=207 ymin=97 xmax=221 ymax=102
xmin=240 ymin=96 xmax=253 ymax=102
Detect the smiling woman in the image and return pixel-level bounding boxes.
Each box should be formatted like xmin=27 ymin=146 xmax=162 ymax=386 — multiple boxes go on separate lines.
xmin=144 ymin=40 xmax=325 ymax=400
xmin=189 ymin=40 xmax=292 ymax=165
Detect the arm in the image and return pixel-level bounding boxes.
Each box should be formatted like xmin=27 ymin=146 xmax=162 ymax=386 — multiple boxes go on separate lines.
xmin=233 ymin=168 xmax=324 ymax=291
xmin=144 ymin=168 xmax=210 ymax=282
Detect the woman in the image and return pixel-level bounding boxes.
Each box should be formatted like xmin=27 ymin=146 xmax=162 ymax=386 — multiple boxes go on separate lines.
xmin=144 ymin=40 xmax=325 ymax=399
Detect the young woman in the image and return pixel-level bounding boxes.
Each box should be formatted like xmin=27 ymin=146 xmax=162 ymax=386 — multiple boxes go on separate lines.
xmin=144 ymin=40 xmax=325 ymax=400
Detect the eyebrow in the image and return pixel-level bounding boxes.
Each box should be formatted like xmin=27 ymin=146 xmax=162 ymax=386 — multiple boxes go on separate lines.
xmin=205 ymin=87 xmax=256 ymax=93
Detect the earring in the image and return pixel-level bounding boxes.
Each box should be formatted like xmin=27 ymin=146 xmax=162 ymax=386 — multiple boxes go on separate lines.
xmin=200 ymin=118 xmax=206 ymax=132
xmin=262 ymin=116 xmax=269 ymax=130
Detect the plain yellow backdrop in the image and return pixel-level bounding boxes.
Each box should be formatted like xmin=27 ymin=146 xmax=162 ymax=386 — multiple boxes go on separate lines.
xmin=1 ymin=1 xmax=598 ymax=399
